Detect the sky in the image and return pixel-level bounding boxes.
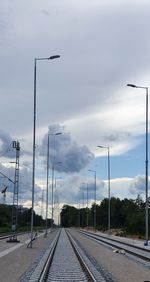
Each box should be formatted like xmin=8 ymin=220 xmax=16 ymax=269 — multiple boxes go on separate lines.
xmin=0 ymin=0 xmax=150 ymax=221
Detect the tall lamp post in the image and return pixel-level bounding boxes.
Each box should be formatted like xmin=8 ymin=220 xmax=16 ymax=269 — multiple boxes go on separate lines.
xmin=80 ymin=183 xmax=85 ymax=228
xmin=51 ymin=161 xmax=62 ymax=228
xmin=82 ymin=182 xmax=89 ymax=229
xmin=86 ymin=183 xmax=89 ymax=229
xmin=98 ymin=145 xmax=111 ymax=235
xmin=29 ymin=55 xmax=60 ymax=248
xmin=82 ymin=185 xmax=85 ymax=228
xmin=88 ymin=170 xmax=96 ymax=231
xmin=127 ymin=83 xmax=149 ymax=246
xmin=45 ymin=132 xmax=62 ymax=236
xmin=54 ymin=177 xmax=62 ymax=227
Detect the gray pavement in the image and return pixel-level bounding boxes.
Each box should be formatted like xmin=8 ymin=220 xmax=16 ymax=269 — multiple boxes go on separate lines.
xmin=0 ymin=231 xmax=55 ymax=282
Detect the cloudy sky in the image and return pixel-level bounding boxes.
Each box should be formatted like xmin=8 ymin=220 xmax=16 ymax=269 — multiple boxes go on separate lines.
xmin=0 ymin=0 xmax=150 ymax=220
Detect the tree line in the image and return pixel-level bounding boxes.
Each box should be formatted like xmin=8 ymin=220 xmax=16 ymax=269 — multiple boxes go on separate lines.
xmin=0 ymin=204 xmax=47 ymax=232
xmin=0 ymin=195 xmax=148 ymax=237
xmin=60 ymin=195 xmax=149 ymax=237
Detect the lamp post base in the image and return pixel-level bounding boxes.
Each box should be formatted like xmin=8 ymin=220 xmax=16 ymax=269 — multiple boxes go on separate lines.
xmin=6 ymin=234 xmax=20 ymax=243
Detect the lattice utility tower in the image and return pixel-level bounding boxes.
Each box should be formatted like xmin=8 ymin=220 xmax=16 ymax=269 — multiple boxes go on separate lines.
xmin=7 ymin=140 xmax=20 ymax=243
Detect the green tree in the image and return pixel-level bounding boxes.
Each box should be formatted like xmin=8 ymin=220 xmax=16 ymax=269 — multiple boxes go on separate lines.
xmin=61 ymin=205 xmax=78 ymax=227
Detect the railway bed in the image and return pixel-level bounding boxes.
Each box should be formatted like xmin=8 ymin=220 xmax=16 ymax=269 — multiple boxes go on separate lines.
xmin=28 ymin=229 xmax=107 ymax=282
xmin=79 ymin=230 xmax=150 ymax=263
xmin=2 ymin=228 xmax=148 ymax=282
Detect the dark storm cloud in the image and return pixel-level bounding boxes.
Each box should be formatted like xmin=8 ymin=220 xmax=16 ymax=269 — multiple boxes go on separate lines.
xmin=1 ymin=1 xmax=150 ymax=207
xmin=0 ymin=131 xmax=30 ymax=159
xmin=39 ymin=124 xmax=94 ymax=173
xmin=0 ymin=162 xmax=41 ymax=205
xmin=0 ymin=1 xmax=150 ymax=139
xmin=0 ymin=163 xmax=14 ymax=195
xmin=19 ymin=166 xmax=41 ymax=200
xmin=62 ymin=144 xmax=94 ymax=173
xmin=0 ymin=130 xmax=15 ymax=158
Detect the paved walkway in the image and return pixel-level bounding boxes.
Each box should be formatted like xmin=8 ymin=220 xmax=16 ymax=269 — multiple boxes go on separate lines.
xmin=0 ymin=231 xmax=55 ymax=282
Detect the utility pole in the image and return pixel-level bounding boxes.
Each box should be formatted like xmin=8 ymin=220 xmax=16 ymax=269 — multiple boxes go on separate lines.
xmin=86 ymin=183 xmax=89 ymax=229
xmin=41 ymin=190 xmax=44 ymax=219
xmin=7 ymin=140 xmax=20 ymax=243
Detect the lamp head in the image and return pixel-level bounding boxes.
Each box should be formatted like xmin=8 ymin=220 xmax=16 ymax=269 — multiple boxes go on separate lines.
xmin=88 ymin=169 xmax=95 ymax=173
xmin=49 ymin=55 xmax=60 ymax=60
xmin=127 ymin=83 xmax=137 ymax=88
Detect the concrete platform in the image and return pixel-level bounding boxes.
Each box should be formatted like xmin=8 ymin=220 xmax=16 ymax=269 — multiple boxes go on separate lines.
xmin=0 ymin=231 xmax=55 ymax=282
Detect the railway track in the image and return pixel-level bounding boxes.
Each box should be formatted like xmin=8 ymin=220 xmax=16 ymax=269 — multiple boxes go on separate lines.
xmin=0 ymin=231 xmax=45 ymax=242
xmin=28 ymin=228 xmax=107 ymax=282
xmin=79 ymin=230 xmax=150 ymax=263
xmin=0 ymin=230 xmax=46 ymax=241
xmin=0 ymin=231 xmax=30 ymax=241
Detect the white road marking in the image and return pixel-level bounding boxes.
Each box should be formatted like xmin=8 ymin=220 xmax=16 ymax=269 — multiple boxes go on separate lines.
xmin=0 ymin=232 xmax=45 ymax=258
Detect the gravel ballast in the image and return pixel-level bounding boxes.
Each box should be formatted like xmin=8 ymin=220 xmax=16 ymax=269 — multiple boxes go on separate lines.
xmin=69 ymin=229 xmax=150 ymax=282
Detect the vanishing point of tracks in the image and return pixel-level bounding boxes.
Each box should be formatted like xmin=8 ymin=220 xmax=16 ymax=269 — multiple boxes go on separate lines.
xmin=28 ymin=228 xmax=107 ymax=282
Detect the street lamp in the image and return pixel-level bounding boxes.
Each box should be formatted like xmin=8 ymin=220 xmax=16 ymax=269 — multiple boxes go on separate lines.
xmin=97 ymin=145 xmax=111 ymax=235
xmin=82 ymin=182 xmax=89 ymax=229
xmin=88 ymin=170 xmax=96 ymax=231
xmin=45 ymin=132 xmax=62 ymax=236
xmin=54 ymin=176 xmax=62 ymax=227
xmin=51 ymin=161 xmax=62 ymax=228
xmin=127 ymin=83 xmax=149 ymax=246
xmin=81 ymin=183 xmax=85 ymax=228
xmin=86 ymin=183 xmax=89 ymax=229
xmin=29 ymin=55 xmax=60 ymax=248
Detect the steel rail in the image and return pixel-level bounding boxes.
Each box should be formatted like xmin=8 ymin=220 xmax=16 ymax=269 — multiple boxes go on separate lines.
xmin=30 ymin=228 xmax=106 ymax=282
xmin=45 ymin=229 xmax=90 ymax=282
xmin=81 ymin=230 xmax=150 ymax=253
xmin=39 ymin=232 xmax=60 ymax=282
xmin=66 ymin=230 xmax=98 ymax=282
xmin=80 ymin=230 xmax=150 ymax=262
xmin=0 ymin=231 xmax=33 ymax=240
xmin=29 ymin=230 xmax=60 ymax=282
